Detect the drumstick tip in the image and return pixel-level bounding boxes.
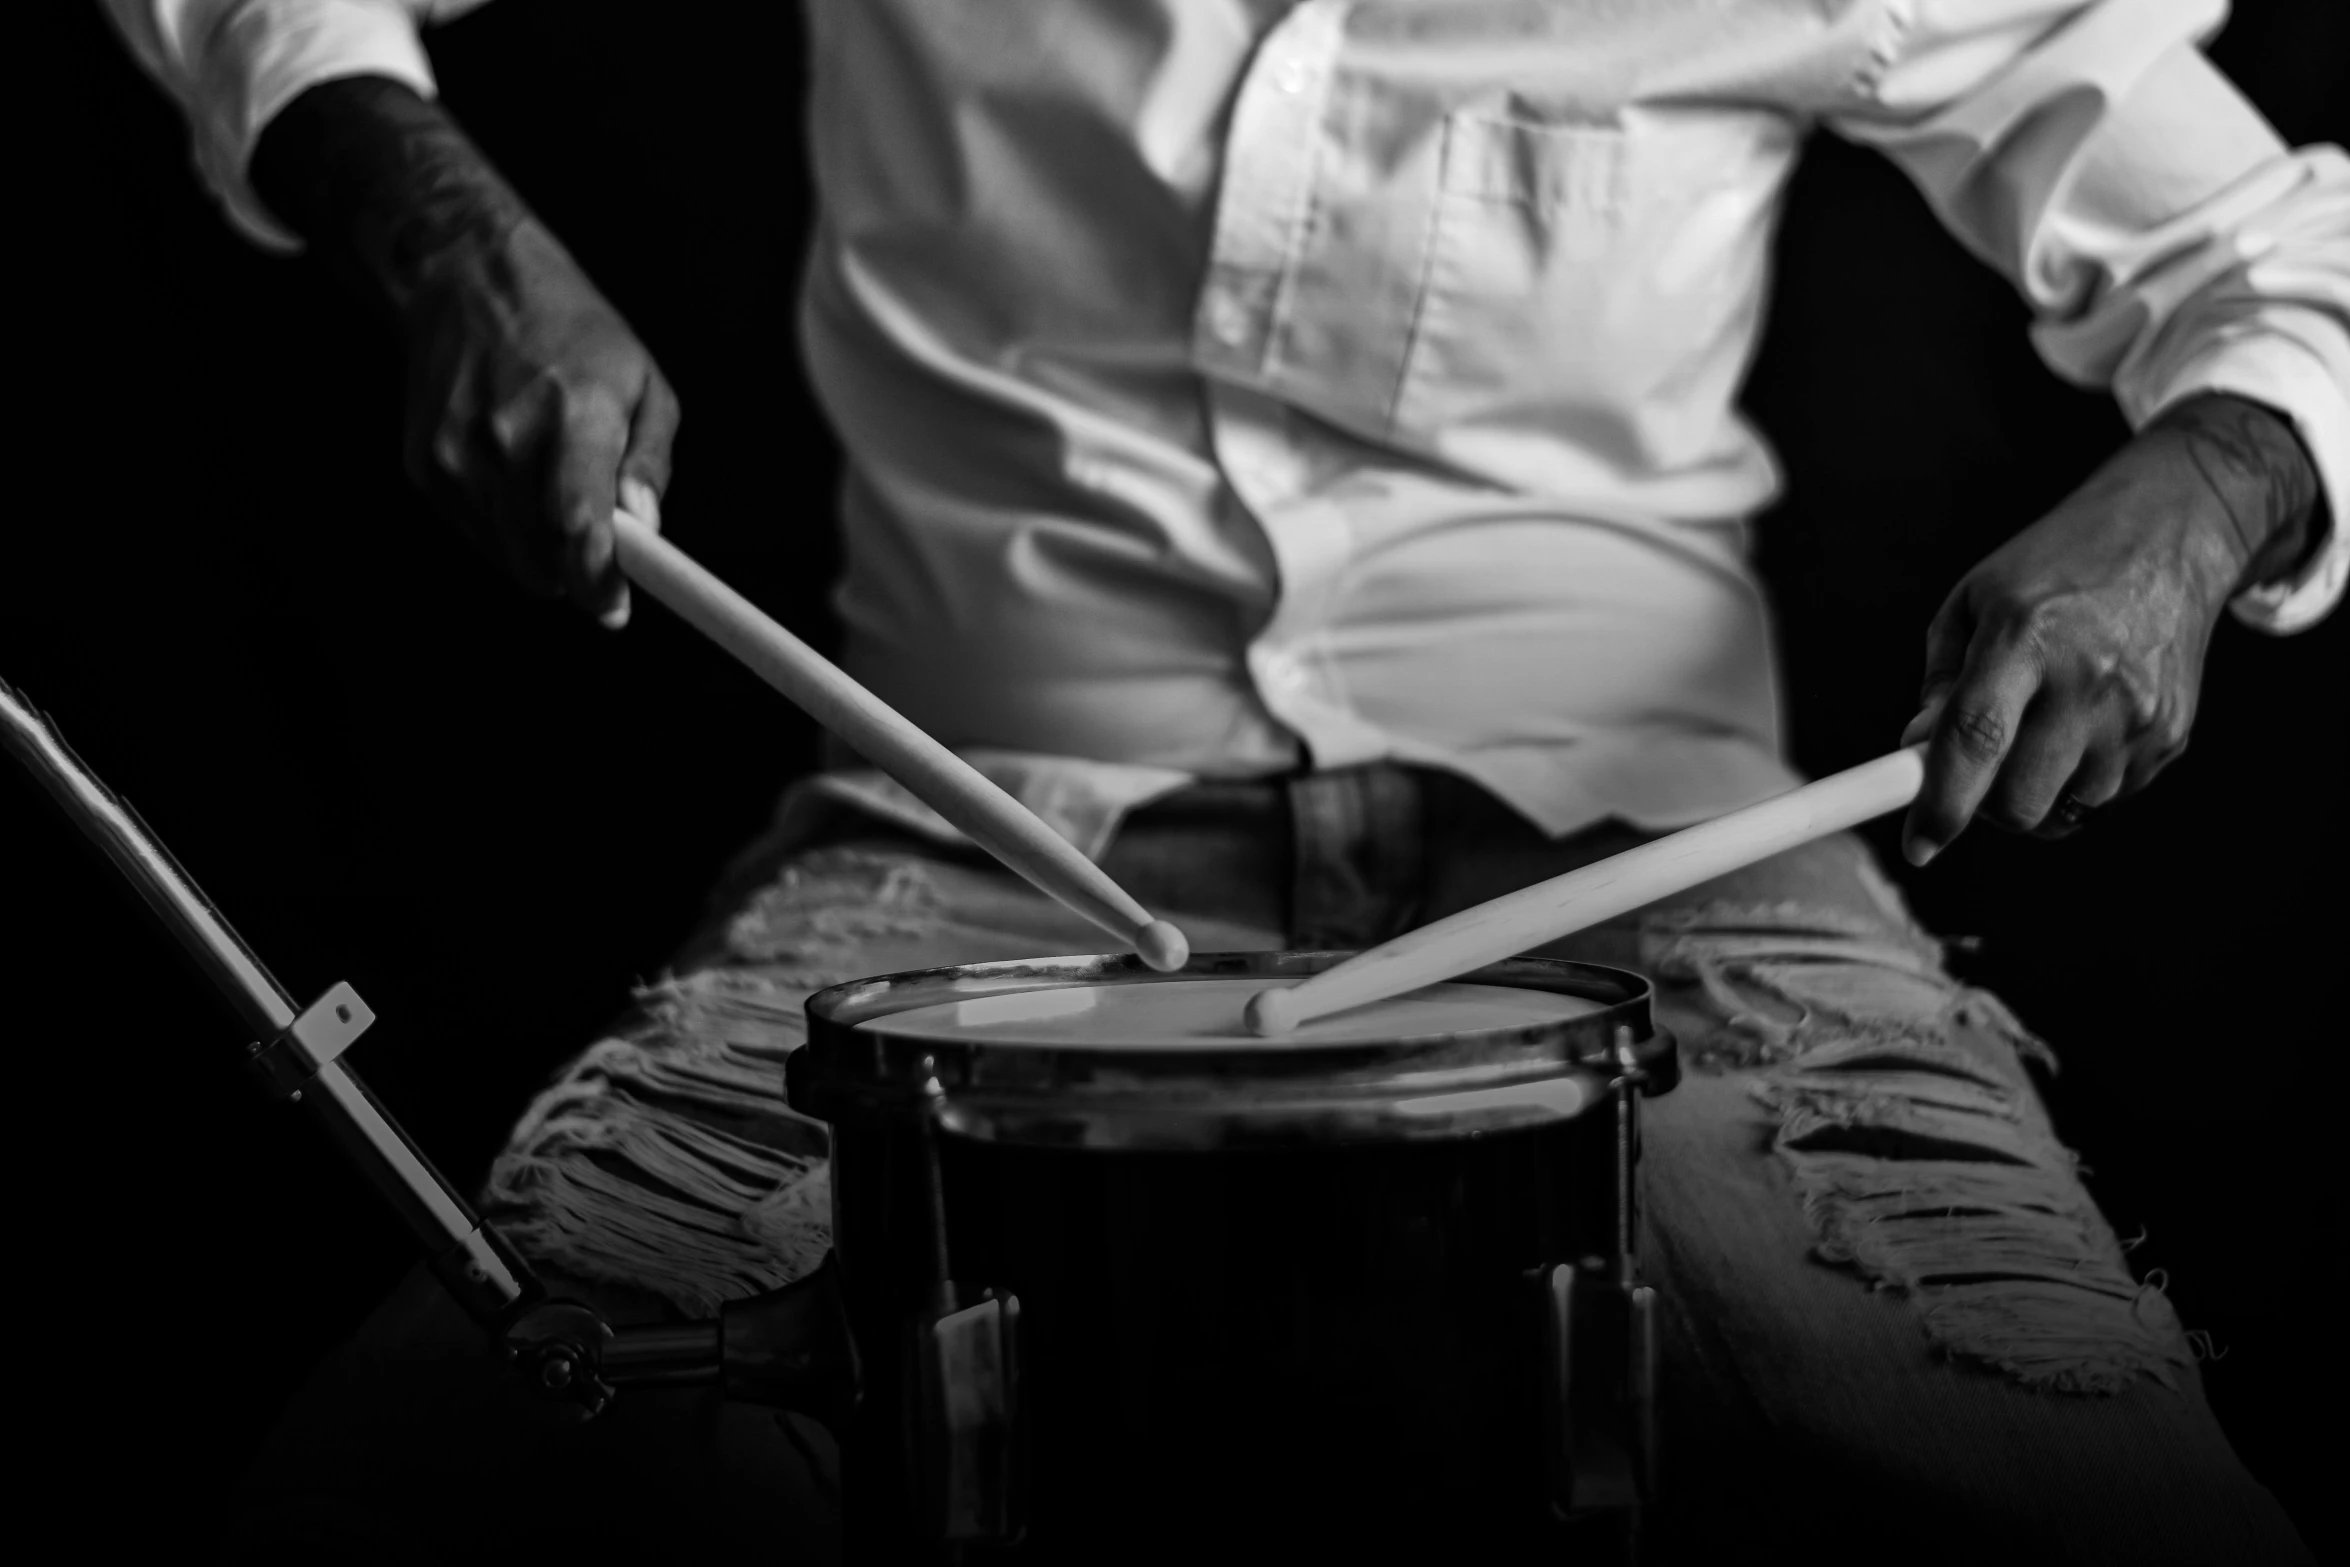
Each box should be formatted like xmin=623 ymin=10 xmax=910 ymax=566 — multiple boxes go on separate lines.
xmin=1136 ymin=919 xmax=1189 ymax=972
xmin=1244 ymin=985 xmax=1299 ymax=1037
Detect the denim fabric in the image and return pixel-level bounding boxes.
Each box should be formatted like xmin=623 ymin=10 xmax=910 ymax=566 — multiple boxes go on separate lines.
xmin=229 ymin=765 xmax=2313 ymax=1565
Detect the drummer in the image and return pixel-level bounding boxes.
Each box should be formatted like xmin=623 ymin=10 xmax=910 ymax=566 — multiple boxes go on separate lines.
xmin=108 ymin=1 xmax=2338 ymax=1562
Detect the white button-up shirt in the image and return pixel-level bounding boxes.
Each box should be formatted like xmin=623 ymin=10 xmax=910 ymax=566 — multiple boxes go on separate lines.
xmin=107 ymin=0 xmax=2350 ymax=855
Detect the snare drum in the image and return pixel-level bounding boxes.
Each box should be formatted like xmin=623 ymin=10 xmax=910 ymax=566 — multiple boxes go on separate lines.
xmin=790 ymin=950 xmax=1677 ymax=1562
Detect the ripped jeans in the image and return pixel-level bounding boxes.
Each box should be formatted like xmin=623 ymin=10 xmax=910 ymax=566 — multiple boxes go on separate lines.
xmin=230 ymin=765 xmax=2313 ymax=1565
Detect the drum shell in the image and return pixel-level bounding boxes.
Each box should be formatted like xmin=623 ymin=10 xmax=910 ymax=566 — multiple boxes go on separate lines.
xmin=838 ymin=1119 xmax=1634 ymax=1556
xmin=794 ymin=954 xmax=1669 ymax=1559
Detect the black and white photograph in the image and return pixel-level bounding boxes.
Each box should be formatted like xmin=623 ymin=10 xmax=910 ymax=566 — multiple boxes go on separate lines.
xmin=5 ymin=1 xmax=2342 ymax=1561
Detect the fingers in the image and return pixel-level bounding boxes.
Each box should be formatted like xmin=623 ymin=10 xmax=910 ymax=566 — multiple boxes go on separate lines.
xmin=407 ymin=343 xmax=572 ymax=601
xmin=404 ymin=333 xmax=510 ymax=577
xmin=551 ymin=367 xmax=679 ymax=630
xmin=604 ymin=373 xmax=681 ymax=627
xmin=2038 ymin=745 xmax=2130 ymax=839
xmin=1898 ymin=583 xmax=1967 ymax=751
xmin=2121 ymin=726 xmax=2191 ymax=797
xmin=619 ymin=476 xmax=662 ymax=529
xmin=434 ymin=368 xmax=674 ymax=631
xmin=548 ymin=391 xmax=632 ymax=626
xmin=1902 ymin=623 xmax=2041 ymax=866
xmin=1892 ymin=439 xmax=2228 ymax=864
xmin=1900 ymin=608 xmax=2195 ymax=860
xmin=1913 ymin=588 xmax=1971 ymax=722
xmin=1984 ymin=698 xmax=2089 ymax=836
xmin=620 ymin=371 xmax=681 ymax=514
xmin=396 ymin=263 xmax=678 ymax=629
xmin=1898 ymin=691 xmax=1945 ymax=750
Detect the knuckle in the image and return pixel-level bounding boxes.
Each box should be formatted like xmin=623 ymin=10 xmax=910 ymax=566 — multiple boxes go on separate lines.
xmin=1999 ymin=599 xmax=2086 ymax=672
xmin=1944 ymin=704 xmax=2009 ymax=759
xmin=1980 ymin=586 xmax=2047 ymax=638
xmin=492 ymin=369 xmax=603 ymax=445
xmin=486 ymin=399 xmax=539 ymax=457
xmin=2008 ymin=596 xmax=2059 ymax=637
xmin=2093 ymin=660 xmax=2163 ymax=729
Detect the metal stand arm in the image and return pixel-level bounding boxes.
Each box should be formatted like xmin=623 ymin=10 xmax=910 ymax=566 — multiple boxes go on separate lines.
xmin=1 ymin=679 xmax=541 ymax=1327
xmin=3 ymin=679 xmax=858 ymax=1430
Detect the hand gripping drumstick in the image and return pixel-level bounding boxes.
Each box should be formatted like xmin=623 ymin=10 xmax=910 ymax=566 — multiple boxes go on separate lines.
xmin=1245 ymin=746 xmax=1928 ymax=1036
xmin=609 ymin=502 xmax=1189 ymax=972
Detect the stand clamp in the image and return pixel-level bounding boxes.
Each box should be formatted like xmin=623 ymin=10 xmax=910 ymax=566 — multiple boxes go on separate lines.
xmin=248 ymin=980 xmax=374 ymax=1102
xmin=498 ymin=1258 xmax=861 ymax=1425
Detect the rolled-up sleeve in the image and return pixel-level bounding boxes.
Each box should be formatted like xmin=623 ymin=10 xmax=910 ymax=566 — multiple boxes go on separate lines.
xmin=98 ymin=0 xmax=486 ymax=250
xmin=1831 ymin=0 xmax=2350 ymax=633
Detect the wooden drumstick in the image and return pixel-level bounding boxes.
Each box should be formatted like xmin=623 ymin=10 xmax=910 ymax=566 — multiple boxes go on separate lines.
xmin=1245 ymin=746 xmax=1928 ymax=1036
xmin=608 ymin=501 xmax=1189 ymax=972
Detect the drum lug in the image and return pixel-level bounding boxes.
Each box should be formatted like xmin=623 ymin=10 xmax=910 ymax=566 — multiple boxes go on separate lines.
xmin=1537 ymin=1261 xmax=1659 ymax=1519
xmin=908 ymin=1288 xmax=1027 ymax=1544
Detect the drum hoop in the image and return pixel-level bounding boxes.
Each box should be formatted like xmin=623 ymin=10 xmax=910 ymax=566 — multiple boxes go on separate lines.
xmin=794 ymin=951 xmax=1671 ymax=1148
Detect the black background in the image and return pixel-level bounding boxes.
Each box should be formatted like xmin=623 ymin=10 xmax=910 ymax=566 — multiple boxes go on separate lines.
xmin=6 ymin=1 xmax=2342 ymax=1555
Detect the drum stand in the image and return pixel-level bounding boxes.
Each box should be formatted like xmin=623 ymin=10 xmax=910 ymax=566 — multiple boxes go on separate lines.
xmin=0 ymin=682 xmax=858 ymax=1426
xmin=6 ymin=679 xmax=1656 ymax=1563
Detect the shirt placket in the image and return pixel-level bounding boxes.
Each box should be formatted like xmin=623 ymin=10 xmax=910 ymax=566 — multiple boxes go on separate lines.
xmin=1192 ymin=1 xmax=1393 ymax=771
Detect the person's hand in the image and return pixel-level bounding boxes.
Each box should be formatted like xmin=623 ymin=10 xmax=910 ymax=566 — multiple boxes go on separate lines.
xmin=251 ymin=77 xmax=680 ymax=627
xmin=399 ymin=217 xmax=679 ymax=627
xmin=1900 ymin=394 xmax=2320 ymax=865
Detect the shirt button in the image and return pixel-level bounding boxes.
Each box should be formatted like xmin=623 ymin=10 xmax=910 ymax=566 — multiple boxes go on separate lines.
xmin=1275 ymin=60 xmax=1312 ymax=95
xmin=1207 ymin=292 xmax=1251 ymax=348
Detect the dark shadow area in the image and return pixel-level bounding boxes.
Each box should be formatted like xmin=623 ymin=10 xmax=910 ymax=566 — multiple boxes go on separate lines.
xmin=4 ymin=0 xmax=2337 ymax=1554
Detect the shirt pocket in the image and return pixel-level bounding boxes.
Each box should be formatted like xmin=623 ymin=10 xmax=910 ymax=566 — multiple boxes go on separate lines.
xmin=1390 ymin=106 xmax=1794 ymax=475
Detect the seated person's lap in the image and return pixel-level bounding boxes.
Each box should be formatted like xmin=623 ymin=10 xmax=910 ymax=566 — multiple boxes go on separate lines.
xmin=228 ymin=781 xmax=2311 ymax=1566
